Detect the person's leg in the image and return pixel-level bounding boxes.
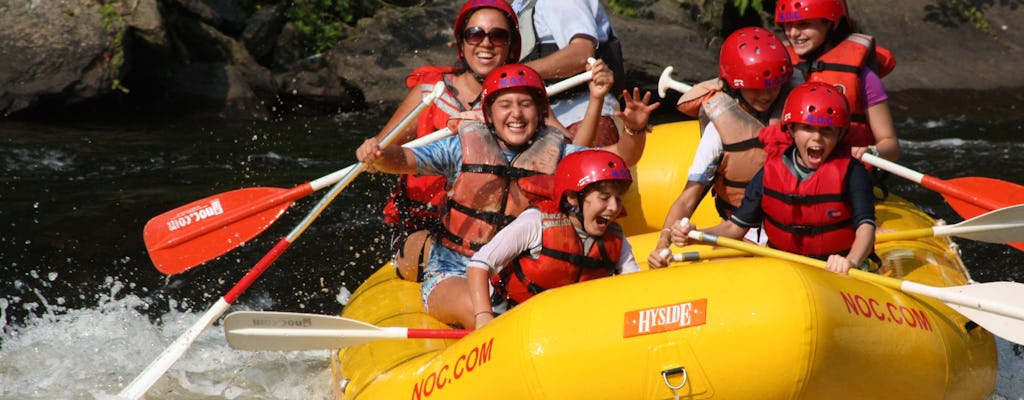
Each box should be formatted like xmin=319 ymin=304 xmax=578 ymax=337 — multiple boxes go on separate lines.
xmin=426 ymin=276 xmax=475 ymax=328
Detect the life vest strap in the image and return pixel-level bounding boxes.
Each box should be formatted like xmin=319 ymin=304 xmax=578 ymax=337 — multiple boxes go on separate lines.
xmin=461 ymin=163 xmax=542 ymax=179
xmin=722 ymin=137 xmax=764 ymax=152
xmin=539 ymin=247 xmax=616 ymax=272
xmin=764 ymin=187 xmax=846 ymax=204
xmin=435 ymin=226 xmax=485 ymax=252
xmin=763 ymin=213 xmax=853 ymax=235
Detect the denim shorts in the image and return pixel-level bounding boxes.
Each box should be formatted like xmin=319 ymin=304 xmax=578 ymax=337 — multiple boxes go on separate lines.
xmin=420 ymin=245 xmax=471 ymax=307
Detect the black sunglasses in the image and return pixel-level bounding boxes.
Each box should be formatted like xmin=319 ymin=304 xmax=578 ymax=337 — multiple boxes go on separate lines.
xmin=463 ymin=26 xmax=511 ymax=47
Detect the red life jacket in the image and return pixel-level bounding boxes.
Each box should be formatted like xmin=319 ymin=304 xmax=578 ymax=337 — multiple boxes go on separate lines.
xmin=383 ymin=66 xmax=469 ymax=227
xmin=787 ymin=34 xmax=896 ymax=147
xmin=437 ymin=121 xmax=563 ymax=256
xmin=497 ymin=201 xmax=623 ymax=305
xmin=759 ymin=128 xmax=856 ymax=258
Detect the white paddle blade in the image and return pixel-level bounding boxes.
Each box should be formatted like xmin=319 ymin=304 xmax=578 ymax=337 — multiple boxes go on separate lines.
xmin=904 ymin=281 xmax=1024 ymax=345
xmin=936 ymin=204 xmax=1024 ymax=244
xmin=223 ymin=311 xmax=400 ymax=351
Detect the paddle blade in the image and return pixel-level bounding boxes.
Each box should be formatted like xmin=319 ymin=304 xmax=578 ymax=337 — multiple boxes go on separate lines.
xmin=940 ymin=282 xmax=1024 ymax=345
xmin=941 ymin=177 xmax=1024 ymax=218
xmin=145 ymin=187 xmax=296 ymax=274
xmin=942 ymin=177 xmax=1024 ymax=252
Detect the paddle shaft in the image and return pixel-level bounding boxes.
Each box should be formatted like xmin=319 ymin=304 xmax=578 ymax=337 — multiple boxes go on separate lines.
xmin=118 ymin=84 xmax=445 ymax=400
xmin=402 ymin=64 xmax=595 ymax=148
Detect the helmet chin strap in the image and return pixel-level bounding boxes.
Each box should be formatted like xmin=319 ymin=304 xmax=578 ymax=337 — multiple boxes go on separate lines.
xmin=563 ymin=194 xmax=591 ymax=236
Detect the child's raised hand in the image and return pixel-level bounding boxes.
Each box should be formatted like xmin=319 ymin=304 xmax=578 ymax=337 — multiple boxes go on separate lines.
xmin=587 ymin=59 xmax=613 ymax=99
xmin=616 ymin=87 xmax=661 ymax=134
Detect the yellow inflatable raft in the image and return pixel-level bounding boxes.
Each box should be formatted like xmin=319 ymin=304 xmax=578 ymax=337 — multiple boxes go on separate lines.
xmin=331 ymin=121 xmax=997 ymax=399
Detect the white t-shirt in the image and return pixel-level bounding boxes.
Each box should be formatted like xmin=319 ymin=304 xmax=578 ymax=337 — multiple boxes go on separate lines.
xmin=686 ymin=122 xmax=725 ymax=184
xmin=683 ymin=122 xmax=767 ymax=245
xmin=467 ymin=208 xmax=640 ymax=275
xmin=512 ymin=0 xmax=620 ymax=126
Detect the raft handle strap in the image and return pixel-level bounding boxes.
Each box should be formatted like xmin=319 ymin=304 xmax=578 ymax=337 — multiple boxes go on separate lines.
xmin=662 ymin=366 xmax=689 ymax=398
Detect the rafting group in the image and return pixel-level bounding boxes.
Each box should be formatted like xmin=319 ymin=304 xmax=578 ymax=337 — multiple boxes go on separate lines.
xmin=354 ymin=0 xmax=902 ymax=331
xmin=122 ymin=0 xmax=1024 ymax=398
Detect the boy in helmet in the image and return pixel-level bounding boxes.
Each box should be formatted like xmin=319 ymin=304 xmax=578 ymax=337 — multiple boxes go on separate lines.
xmin=649 ymin=27 xmax=797 ymax=268
xmin=466 ymin=150 xmax=641 ymax=329
xmin=671 ymin=82 xmax=876 ymax=275
xmin=357 ymin=64 xmax=658 ymax=328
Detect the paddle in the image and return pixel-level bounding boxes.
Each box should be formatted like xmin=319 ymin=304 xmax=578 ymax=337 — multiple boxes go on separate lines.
xmin=223 ymin=311 xmax=469 ymax=351
xmin=861 ymin=153 xmax=1024 ymax=251
xmin=117 ymin=83 xmax=446 ymax=400
xmin=875 ymin=204 xmax=1024 ymax=244
xmin=657 ymin=66 xmax=694 ymax=98
xmin=686 ymin=229 xmax=1024 ymax=346
xmin=403 ymin=58 xmax=598 ymax=148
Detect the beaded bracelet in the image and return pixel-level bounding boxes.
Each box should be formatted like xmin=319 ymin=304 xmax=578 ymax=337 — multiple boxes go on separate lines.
xmin=624 ymin=124 xmax=652 ymax=136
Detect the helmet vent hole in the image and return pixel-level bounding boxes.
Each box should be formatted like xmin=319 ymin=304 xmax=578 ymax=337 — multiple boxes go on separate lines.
xmin=808 ymin=105 xmax=817 ymax=113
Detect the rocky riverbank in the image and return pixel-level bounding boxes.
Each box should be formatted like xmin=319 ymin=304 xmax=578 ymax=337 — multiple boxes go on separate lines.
xmin=2 ymin=0 xmax=1022 ymax=120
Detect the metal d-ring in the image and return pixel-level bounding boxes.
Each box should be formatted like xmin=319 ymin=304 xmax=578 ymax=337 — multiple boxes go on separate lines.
xmin=662 ymin=366 xmax=689 ymax=390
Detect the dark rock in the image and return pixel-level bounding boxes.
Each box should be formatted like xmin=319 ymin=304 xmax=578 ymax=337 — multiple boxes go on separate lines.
xmin=163 ymin=63 xmax=268 ymax=119
xmin=166 ymin=0 xmax=248 ymax=36
xmin=0 ymin=0 xmax=111 ymax=116
xmin=242 ymin=3 xmax=287 ymax=65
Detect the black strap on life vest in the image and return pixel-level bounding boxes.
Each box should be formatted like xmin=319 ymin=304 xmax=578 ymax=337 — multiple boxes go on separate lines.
xmin=460 ymin=163 xmax=543 ymax=179
xmin=721 ymin=137 xmax=763 ymax=152
xmin=764 ymin=187 xmax=847 ymax=205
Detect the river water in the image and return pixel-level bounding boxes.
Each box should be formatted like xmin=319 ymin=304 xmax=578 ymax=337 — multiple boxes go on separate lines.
xmin=1 ymin=99 xmax=1023 ymax=398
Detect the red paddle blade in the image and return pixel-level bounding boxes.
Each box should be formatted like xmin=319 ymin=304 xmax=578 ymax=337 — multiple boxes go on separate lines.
xmin=144 ymin=186 xmax=310 ymax=274
xmin=936 ymin=177 xmax=1024 ymax=252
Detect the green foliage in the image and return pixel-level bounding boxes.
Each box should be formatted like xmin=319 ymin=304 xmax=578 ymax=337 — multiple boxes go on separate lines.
xmin=606 ymin=0 xmax=639 ymax=18
xmin=730 ymin=0 xmax=766 ymax=16
xmin=286 ymin=0 xmax=383 ymax=54
xmin=96 ymin=1 xmax=130 ymax=94
xmin=939 ymin=0 xmax=995 ymax=37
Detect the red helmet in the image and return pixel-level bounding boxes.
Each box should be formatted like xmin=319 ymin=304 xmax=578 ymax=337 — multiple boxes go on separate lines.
xmin=454 ymin=0 xmax=521 ymax=63
xmin=775 ymin=0 xmax=848 ymax=24
xmin=719 ymin=27 xmax=793 ymax=89
xmin=782 ymin=82 xmax=850 ymax=129
xmin=481 ymin=64 xmax=548 ymax=120
xmin=553 ymin=149 xmax=632 ymax=203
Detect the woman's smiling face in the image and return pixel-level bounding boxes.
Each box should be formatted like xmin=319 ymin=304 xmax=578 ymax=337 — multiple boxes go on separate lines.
xmin=462 ymin=9 xmax=512 ymax=77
